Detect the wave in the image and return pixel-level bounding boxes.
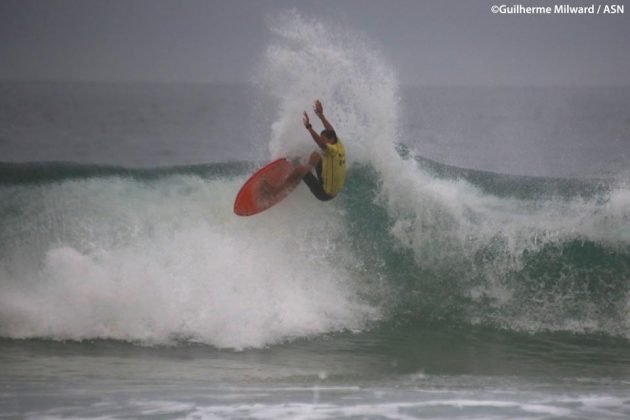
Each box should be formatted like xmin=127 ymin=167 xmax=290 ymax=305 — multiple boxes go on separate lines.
xmin=1 ymin=11 xmax=629 ymax=349
xmin=0 ymin=159 xmax=628 ymax=349
xmin=0 ymin=161 xmax=252 ymax=185
xmin=0 ymin=161 xmax=380 ymax=349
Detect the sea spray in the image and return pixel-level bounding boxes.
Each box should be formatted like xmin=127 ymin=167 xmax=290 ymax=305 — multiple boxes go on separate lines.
xmin=255 ymin=11 xmax=630 ymax=336
xmin=255 ymin=10 xmax=401 ymax=167
xmin=0 ymin=174 xmax=377 ymax=348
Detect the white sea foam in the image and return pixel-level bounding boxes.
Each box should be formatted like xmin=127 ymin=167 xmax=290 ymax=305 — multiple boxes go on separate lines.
xmin=0 ymin=176 xmax=376 ymax=348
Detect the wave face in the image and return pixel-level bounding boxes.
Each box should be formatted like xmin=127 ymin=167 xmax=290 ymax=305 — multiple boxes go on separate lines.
xmin=1 ymin=12 xmax=629 ymax=349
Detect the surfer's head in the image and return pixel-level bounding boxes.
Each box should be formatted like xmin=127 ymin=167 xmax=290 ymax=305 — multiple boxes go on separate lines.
xmin=321 ymin=129 xmax=337 ymax=143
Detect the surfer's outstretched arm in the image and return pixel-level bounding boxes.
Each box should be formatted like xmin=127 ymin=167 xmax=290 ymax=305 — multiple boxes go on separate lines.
xmin=314 ymin=100 xmax=334 ymax=132
xmin=303 ymin=111 xmax=327 ymax=150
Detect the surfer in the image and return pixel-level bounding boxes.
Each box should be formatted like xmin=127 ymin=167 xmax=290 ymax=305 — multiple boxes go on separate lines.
xmin=257 ymin=100 xmax=346 ymax=203
xmin=292 ymin=100 xmax=346 ymax=201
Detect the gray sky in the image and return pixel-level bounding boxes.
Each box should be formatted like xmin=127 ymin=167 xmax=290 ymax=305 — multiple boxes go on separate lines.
xmin=1 ymin=0 xmax=628 ymax=86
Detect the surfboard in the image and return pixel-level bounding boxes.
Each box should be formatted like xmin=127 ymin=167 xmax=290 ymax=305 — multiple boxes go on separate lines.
xmin=233 ymin=158 xmax=301 ymax=216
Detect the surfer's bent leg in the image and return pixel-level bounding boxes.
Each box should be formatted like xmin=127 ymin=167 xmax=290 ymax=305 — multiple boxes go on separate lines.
xmin=285 ymin=152 xmax=318 ymax=183
xmin=302 ymin=158 xmax=334 ymax=201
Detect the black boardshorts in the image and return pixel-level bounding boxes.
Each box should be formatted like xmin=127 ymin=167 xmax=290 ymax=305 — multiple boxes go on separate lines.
xmin=302 ymin=161 xmax=335 ymax=201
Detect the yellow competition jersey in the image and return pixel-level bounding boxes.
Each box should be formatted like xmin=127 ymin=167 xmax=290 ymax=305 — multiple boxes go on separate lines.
xmin=321 ymin=139 xmax=346 ymax=196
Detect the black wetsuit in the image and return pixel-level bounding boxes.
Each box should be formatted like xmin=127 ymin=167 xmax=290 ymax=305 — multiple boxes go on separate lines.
xmin=302 ymin=161 xmax=334 ymax=201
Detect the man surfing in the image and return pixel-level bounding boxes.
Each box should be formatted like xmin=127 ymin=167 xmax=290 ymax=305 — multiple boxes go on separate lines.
xmin=287 ymin=99 xmax=346 ymax=201
xmin=238 ymin=99 xmax=346 ymax=215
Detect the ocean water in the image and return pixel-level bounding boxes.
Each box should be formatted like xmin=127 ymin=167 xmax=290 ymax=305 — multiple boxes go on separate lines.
xmin=2 ymin=10 xmax=630 ymax=419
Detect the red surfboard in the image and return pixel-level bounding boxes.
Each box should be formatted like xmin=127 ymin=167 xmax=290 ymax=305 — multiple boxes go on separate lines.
xmin=233 ymin=158 xmax=301 ymax=216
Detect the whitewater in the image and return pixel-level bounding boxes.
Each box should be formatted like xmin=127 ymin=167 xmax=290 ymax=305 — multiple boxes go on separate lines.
xmin=1 ymin=10 xmax=630 ymax=419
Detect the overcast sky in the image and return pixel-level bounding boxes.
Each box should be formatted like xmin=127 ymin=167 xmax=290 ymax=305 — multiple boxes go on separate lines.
xmin=1 ymin=0 xmax=628 ymax=86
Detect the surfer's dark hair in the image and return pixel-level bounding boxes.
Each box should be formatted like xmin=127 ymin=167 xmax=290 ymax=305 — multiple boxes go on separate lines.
xmin=321 ymin=129 xmax=337 ymax=142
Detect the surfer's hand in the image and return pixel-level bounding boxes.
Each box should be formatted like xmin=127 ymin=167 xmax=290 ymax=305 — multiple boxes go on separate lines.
xmin=314 ymin=100 xmax=323 ymax=116
xmin=303 ymin=112 xmax=311 ymax=129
